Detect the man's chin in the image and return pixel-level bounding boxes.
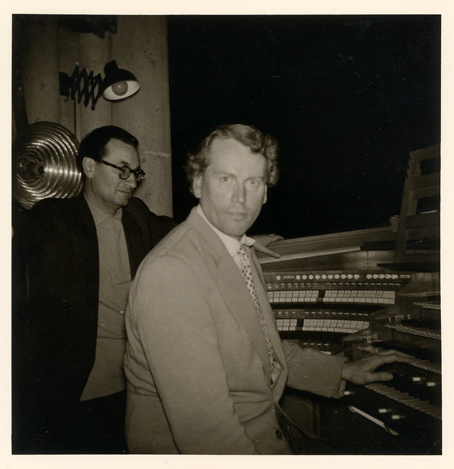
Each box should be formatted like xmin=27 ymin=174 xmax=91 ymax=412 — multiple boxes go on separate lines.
xmin=116 ymin=194 xmax=131 ymax=206
xmin=223 ymin=223 xmax=254 ymax=239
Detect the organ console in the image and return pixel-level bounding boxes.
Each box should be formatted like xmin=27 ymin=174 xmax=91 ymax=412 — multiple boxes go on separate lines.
xmin=258 ymin=144 xmax=441 ymax=454
xmin=258 ymin=142 xmax=441 ymax=454
xmin=260 ymin=243 xmax=441 ymax=454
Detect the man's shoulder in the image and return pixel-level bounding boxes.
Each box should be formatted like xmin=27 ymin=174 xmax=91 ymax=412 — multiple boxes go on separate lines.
xmin=124 ymin=198 xmax=177 ymax=249
xmin=144 ymin=218 xmax=208 ymax=265
xmin=148 ymin=218 xmax=195 ymax=253
xmin=126 ymin=197 xmax=175 ymax=223
xmin=127 ymin=196 xmax=149 ymax=212
xmin=29 ymin=194 xmax=86 ymax=217
xmin=135 ymin=220 xmax=207 ymax=281
xmin=14 ymin=195 xmax=90 ymax=244
xmin=33 ymin=194 xmax=79 ymax=207
xmin=153 ymin=209 xmax=223 ymax=255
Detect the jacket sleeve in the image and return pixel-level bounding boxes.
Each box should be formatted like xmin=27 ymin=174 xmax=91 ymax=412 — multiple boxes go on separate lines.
xmin=149 ymin=212 xmax=177 ymax=247
xmin=249 ymin=245 xmax=347 ymax=400
xmin=282 ymin=340 xmax=347 ymax=399
xmin=13 ymin=199 xmax=55 ymax=257
xmin=127 ymin=255 xmax=260 ymax=454
xmin=128 ymin=196 xmax=177 ymax=248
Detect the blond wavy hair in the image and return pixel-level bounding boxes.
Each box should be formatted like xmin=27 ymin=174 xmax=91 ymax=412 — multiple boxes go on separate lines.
xmin=185 ymin=124 xmax=279 ymax=193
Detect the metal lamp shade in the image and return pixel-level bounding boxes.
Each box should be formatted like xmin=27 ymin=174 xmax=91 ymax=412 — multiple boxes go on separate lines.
xmin=103 ymin=61 xmax=140 ymax=100
xmin=13 ymin=122 xmax=82 ymax=210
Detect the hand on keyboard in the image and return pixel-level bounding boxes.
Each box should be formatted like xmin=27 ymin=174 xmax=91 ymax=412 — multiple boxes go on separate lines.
xmin=341 ymin=349 xmax=414 ymax=385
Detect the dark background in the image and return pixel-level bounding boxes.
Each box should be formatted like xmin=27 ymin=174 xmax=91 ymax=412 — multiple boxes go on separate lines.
xmin=167 ymin=15 xmax=441 ymax=239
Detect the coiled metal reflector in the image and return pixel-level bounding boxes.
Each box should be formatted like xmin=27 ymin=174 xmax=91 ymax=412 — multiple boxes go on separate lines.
xmin=13 ymin=122 xmax=83 ymax=210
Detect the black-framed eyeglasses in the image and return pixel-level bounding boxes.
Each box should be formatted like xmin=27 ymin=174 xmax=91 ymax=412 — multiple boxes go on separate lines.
xmin=100 ymin=159 xmax=145 ymax=183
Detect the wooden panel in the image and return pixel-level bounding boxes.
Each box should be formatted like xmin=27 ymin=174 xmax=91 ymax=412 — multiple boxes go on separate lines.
xmin=411 ymin=184 xmax=440 ymax=200
xmin=406 ymin=212 xmax=440 ymax=228
xmin=21 ymin=16 xmax=60 ymax=124
xmin=409 ymin=172 xmax=440 ymax=190
xmin=395 ymin=144 xmax=440 ymax=264
xmin=111 ymin=16 xmax=173 ymax=216
xmin=409 ymin=144 xmax=440 ymax=164
xmin=258 ymin=226 xmax=396 ymax=259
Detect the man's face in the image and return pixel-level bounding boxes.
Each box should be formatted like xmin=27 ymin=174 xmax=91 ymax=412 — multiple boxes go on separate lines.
xmin=193 ymin=137 xmax=268 ymax=240
xmin=84 ymin=138 xmax=140 ymax=214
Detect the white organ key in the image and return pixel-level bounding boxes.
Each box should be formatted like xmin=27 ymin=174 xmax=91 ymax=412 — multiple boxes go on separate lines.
xmin=364 ymin=383 xmax=441 ymax=419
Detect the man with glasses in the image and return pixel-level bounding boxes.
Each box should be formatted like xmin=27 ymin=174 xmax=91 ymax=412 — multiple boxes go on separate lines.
xmin=13 ymin=126 xmax=177 ymax=453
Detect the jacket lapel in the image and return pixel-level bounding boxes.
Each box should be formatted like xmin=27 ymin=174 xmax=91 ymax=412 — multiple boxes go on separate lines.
xmin=249 ymin=248 xmax=287 ymax=374
xmin=121 ymin=208 xmax=147 ymax=279
xmin=187 ymin=209 xmax=274 ymax=375
xmin=69 ymin=194 xmax=98 ymax=259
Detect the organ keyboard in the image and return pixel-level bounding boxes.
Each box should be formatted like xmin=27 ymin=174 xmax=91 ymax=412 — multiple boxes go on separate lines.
xmin=339 ymin=295 xmax=441 ymax=451
xmin=365 ymin=381 xmax=441 ymax=419
xmin=264 ymin=269 xmax=413 ymax=355
xmin=259 ymin=229 xmax=441 ymax=454
xmin=344 ymin=345 xmax=442 ymax=422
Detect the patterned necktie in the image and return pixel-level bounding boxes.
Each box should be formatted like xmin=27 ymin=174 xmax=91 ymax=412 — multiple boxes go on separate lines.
xmin=237 ymin=244 xmax=275 ymax=370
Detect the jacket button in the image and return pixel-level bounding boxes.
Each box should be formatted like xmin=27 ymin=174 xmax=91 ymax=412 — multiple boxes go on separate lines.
xmin=276 ymin=430 xmax=283 ymax=439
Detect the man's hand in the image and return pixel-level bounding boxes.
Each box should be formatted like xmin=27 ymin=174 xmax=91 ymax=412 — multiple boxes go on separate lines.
xmin=251 ymin=234 xmax=284 ymax=259
xmin=341 ymin=349 xmax=414 ymax=385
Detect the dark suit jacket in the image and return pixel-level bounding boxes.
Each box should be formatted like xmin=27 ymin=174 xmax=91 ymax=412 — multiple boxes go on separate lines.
xmin=124 ymin=208 xmax=347 ymax=454
xmin=12 ymin=193 xmax=176 ymax=453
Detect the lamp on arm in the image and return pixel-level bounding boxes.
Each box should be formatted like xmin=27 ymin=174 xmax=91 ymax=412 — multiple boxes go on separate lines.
xmin=59 ymin=60 xmax=140 ymax=110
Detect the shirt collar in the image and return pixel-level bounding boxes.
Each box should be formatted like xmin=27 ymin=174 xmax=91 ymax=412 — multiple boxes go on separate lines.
xmin=196 ymin=205 xmax=255 ymax=258
xmin=85 ymin=193 xmax=122 ymax=226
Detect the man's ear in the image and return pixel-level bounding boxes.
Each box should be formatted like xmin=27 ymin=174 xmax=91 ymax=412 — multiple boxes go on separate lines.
xmin=262 ymin=185 xmax=268 ymax=204
xmin=192 ymin=175 xmax=203 ymax=199
xmin=82 ymin=157 xmax=96 ymax=179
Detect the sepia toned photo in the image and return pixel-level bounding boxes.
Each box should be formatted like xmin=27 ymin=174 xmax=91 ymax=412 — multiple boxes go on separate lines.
xmin=11 ymin=12 xmax=441 ymax=460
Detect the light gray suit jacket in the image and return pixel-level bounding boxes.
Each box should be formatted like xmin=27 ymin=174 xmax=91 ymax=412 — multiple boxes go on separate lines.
xmin=124 ymin=208 xmax=346 ymax=454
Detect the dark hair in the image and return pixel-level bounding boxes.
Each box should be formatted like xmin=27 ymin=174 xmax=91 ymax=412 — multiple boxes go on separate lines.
xmin=184 ymin=124 xmax=279 ymax=193
xmin=77 ymin=125 xmax=139 ymax=175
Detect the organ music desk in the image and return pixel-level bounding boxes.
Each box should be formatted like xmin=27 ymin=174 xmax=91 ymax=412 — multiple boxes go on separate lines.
xmin=258 ymin=225 xmax=441 ymax=455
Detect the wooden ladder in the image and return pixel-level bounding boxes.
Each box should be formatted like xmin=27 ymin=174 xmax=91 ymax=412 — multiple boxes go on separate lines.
xmin=394 ymin=144 xmax=440 ymax=265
